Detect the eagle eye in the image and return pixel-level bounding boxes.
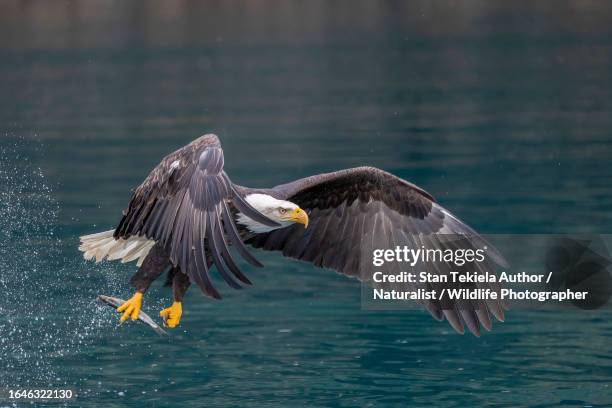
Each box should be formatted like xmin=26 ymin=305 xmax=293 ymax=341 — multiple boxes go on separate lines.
xmin=279 ymin=207 xmax=287 ymax=214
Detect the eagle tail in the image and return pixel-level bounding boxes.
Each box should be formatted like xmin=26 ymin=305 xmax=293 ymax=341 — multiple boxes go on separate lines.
xmin=79 ymin=230 xmax=155 ymax=267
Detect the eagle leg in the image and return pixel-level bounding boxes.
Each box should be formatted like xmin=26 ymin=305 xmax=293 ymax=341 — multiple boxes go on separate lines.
xmin=160 ymin=267 xmax=190 ymax=328
xmin=116 ymin=242 xmax=171 ymax=323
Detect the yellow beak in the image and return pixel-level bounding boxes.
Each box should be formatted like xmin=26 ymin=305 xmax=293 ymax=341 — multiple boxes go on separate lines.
xmin=290 ymin=207 xmax=309 ymax=228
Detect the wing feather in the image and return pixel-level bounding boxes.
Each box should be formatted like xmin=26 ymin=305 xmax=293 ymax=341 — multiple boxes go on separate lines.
xmin=246 ymin=166 xmax=508 ymax=335
xmin=220 ymin=200 xmax=263 ymax=268
xmin=114 ymin=134 xmax=278 ymax=298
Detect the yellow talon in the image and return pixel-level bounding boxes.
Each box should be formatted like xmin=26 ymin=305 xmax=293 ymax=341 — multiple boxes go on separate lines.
xmin=117 ymin=292 xmax=143 ymax=322
xmin=160 ymin=302 xmax=182 ymax=328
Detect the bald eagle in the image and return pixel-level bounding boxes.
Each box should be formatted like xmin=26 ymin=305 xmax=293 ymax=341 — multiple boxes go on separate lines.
xmin=79 ymin=134 xmax=507 ymax=336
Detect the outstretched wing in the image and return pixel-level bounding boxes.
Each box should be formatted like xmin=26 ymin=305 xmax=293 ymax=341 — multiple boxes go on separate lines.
xmin=246 ymin=166 xmax=508 ymax=336
xmin=114 ymin=134 xmax=279 ymax=299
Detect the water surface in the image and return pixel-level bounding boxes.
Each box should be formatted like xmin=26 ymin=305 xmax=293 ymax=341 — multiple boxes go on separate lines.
xmin=1 ymin=2 xmax=611 ymax=407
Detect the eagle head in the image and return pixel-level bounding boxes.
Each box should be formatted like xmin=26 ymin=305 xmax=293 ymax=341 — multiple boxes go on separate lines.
xmin=237 ymin=194 xmax=309 ymax=233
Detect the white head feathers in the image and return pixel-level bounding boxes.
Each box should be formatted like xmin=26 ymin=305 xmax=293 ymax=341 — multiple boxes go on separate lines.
xmin=236 ymin=194 xmax=299 ymax=233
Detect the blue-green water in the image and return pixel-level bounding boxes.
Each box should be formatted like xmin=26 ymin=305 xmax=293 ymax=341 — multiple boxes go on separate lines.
xmin=1 ymin=2 xmax=612 ymax=407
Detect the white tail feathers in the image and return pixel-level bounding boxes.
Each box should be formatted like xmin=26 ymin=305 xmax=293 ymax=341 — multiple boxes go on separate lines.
xmin=79 ymin=230 xmax=156 ymax=267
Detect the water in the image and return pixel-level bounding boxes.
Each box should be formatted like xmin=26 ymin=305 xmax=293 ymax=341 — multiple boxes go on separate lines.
xmin=1 ymin=2 xmax=611 ymax=406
